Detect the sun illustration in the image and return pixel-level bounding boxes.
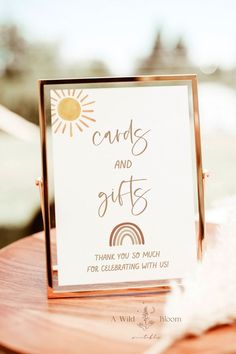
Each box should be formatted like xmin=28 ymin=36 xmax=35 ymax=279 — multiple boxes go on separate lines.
xmin=50 ymin=89 xmax=95 ymax=137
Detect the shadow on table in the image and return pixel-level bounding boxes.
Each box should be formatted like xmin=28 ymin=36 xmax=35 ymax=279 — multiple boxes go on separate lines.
xmin=0 ymin=210 xmax=43 ymax=249
xmin=0 ymin=203 xmax=56 ymax=249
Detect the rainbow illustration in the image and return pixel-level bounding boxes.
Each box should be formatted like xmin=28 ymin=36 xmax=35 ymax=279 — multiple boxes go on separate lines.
xmin=109 ymin=222 xmax=145 ymax=247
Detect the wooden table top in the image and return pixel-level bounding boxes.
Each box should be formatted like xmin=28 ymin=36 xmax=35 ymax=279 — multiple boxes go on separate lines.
xmin=0 ymin=229 xmax=236 ymax=354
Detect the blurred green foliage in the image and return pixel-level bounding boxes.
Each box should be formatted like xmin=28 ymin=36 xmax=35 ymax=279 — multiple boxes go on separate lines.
xmin=0 ymin=24 xmax=110 ymax=124
xmin=0 ymin=24 xmax=111 ymax=247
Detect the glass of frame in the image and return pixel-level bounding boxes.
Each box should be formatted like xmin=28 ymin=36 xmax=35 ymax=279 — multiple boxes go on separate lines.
xmin=37 ymin=75 xmax=205 ymax=298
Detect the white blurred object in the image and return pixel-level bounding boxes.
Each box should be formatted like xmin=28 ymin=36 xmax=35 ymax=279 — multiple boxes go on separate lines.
xmin=0 ymin=105 xmax=40 ymax=226
xmin=199 ymin=83 xmax=236 ymax=134
xmin=145 ymin=214 xmax=236 ymax=354
xmin=206 ymin=195 xmax=236 ymax=224
xmin=0 ymin=104 xmax=39 ymax=142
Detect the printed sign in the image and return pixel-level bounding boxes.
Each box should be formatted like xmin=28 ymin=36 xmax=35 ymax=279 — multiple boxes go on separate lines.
xmin=48 ymin=82 xmax=198 ymax=287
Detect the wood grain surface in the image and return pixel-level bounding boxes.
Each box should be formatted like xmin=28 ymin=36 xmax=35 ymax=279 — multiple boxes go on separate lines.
xmin=0 ymin=228 xmax=236 ymax=354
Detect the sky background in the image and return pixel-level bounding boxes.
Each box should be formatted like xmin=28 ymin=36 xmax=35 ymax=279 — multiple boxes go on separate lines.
xmin=1 ymin=0 xmax=236 ymax=73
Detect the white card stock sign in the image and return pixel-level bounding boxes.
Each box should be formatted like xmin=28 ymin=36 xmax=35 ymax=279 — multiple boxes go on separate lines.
xmin=50 ymin=84 xmax=197 ymax=287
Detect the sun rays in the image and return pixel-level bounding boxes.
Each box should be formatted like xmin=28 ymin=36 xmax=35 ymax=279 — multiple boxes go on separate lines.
xmin=50 ymin=89 xmax=96 ymax=137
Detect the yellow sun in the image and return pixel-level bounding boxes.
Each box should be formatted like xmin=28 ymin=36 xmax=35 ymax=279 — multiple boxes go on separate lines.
xmin=50 ymin=89 xmax=96 ymax=137
xmin=58 ymin=98 xmax=81 ymax=121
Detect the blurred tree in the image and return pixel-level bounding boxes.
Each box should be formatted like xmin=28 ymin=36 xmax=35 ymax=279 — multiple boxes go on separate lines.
xmin=87 ymin=60 xmax=110 ymax=77
xmin=68 ymin=59 xmax=110 ymax=77
xmin=136 ymin=30 xmax=192 ymax=75
xmin=0 ymin=25 xmax=61 ymax=124
xmin=147 ymin=31 xmax=167 ymax=69
xmin=0 ymin=25 xmax=110 ymax=125
xmin=0 ymin=25 xmax=27 ymax=78
xmin=136 ymin=31 xmax=166 ymax=74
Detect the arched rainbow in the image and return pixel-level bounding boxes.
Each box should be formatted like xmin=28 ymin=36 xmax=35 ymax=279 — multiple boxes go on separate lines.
xmin=109 ymin=222 xmax=144 ymax=247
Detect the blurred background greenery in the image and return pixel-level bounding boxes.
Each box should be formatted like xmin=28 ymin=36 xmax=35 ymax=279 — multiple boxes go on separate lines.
xmin=1 ymin=0 xmax=236 ymax=248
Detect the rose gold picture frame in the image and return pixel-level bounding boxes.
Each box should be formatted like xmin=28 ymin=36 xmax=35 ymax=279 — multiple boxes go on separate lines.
xmin=37 ymin=74 xmax=206 ymax=299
